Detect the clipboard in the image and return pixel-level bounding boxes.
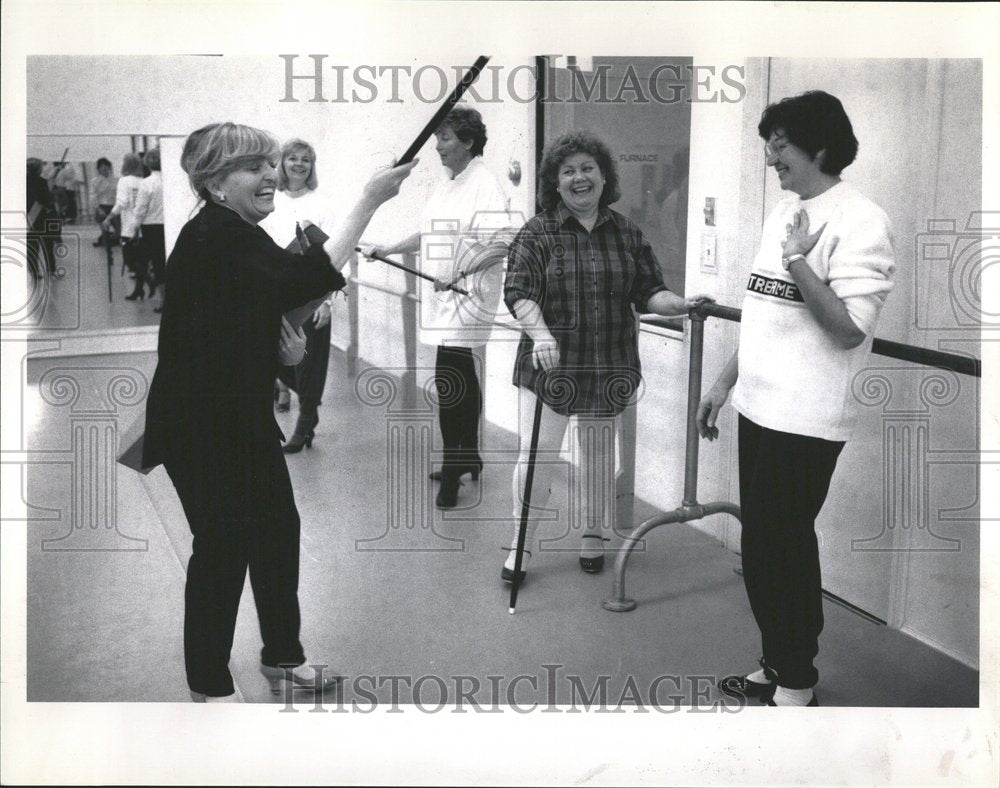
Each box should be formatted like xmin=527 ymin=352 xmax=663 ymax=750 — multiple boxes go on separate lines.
xmin=284 ymin=222 xmax=333 ymax=328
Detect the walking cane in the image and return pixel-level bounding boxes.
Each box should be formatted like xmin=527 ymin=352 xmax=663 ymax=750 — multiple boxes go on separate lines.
xmin=509 ymin=394 xmax=544 ymax=614
xmin=354 ymin=247 xmax=471 ymax=296
xmin=103 ymin=225 xmax=114 ymax=302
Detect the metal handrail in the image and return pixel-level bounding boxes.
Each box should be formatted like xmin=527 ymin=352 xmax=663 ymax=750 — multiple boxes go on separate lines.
xmin=604 ymin=302 xmax=981 ymax=612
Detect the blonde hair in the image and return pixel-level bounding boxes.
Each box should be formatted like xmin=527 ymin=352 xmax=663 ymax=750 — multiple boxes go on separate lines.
xmin=121 ymin=153 xmax=144 ymax=178
xmin=278 ymin=138 xmax=318 ymax=191
xmin=181 ymin=122 xmax=279 ymax=201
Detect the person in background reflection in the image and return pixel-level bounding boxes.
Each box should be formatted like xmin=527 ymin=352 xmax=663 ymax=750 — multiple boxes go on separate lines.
xmin=134 ymin=147 xmax=166 ymax=310
xmin=102 ymin=153 xmax=149 ymax=301
xmin=90 ymin=157 xmax=119 ymax=247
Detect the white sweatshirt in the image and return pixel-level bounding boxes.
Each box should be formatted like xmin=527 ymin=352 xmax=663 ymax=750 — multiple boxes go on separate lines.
xmin=732 ymin=181 xmax=895 ymax=442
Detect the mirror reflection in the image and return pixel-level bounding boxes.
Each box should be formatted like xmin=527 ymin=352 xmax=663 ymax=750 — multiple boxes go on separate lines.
xmin=25 ymin=134 xmax=165 ymax=331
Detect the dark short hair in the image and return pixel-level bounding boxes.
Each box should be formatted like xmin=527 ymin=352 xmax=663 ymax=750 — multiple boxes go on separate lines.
xmin=96 ymin=157 xmax=112 ymax=169
xmin=121 ymin=153 xmax=144 ymax=177
xmin=436 ymin=105 xmax=487 ymax=157
xmin=27 ymin=158 xmax=43 ymax=175
xmin=537 ymin=131 xmax=621 ymax=211
xmin=758 ymin=90 xmax=858 ymax=175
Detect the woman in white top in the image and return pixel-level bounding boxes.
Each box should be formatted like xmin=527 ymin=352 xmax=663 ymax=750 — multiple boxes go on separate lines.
xmin=697 ymin=90 xmax=894 ymax=707
xmin=260 ymin=138 xmax=341 ymax=453
xmin=102 ymin=153 xmax=149 ymax=300
xmin=362 ymin=105 xmax=513 ymax=509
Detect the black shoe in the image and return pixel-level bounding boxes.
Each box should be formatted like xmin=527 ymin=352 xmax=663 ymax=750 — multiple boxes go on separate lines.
xmin=124 ymin=288 xmax=145 ymax=301
xmin=283 ymin=413 xmax=317 ymax=454
xmin=718 ymin=658 xmax=777 ymax=700
xmin=429 ymin=460 xmax=482 ymax=483
xmin=282 ymin=431 xmax=314 ymax=453
xmin=435 ymin=474 xmax=462 ymax=509
xmin=579 ymin=533 xmax=606 ymax=574
xmin=501 ymin=549 xmax=531 ymax=584
xmin=766 ymin=693 xmax=819 ymax=707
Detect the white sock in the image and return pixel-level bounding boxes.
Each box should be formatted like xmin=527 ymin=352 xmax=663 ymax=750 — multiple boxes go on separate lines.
xmin=746 ymin=668 xmax=772 ymax=684
xmin=771 ymin=686 xmax=814 ymax=706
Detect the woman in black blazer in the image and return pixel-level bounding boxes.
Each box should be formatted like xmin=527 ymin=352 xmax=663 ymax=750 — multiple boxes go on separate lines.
xmin=142 ymin=123 xmax=415 ymax=701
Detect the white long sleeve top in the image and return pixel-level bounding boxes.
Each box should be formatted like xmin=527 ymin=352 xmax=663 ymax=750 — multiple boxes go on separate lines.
xmin=732 ymin=181 xmax=895 ymax=442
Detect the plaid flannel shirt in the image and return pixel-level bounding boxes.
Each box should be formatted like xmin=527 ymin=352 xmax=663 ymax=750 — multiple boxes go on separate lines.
xmin=504 ymin=203 xmax=668 ymax=416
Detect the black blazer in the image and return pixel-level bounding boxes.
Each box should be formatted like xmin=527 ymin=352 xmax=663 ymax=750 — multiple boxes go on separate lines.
xmin=143 ymin=201 xmax=344 ymax=468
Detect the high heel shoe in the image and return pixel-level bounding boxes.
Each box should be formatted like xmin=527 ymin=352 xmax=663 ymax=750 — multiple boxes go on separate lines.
xmin=282 ymin=431 xmax=314 ymax=453
xmin=275 ymin=390 xmax=291 ymax=413
xmin=283 ymin=412 xmax=318 ymax=454
xmin=501 ymin=547 xmax=531 ymax=584
xmin=435 ymin=473 xmax=463 ymax=509
xmin=579 ymin=534 xmax=606 ymax=574
xmin=124 ymin=287 xmax=145 ymax=301
xmin=260 ymin=663 xmax=340 ymax=695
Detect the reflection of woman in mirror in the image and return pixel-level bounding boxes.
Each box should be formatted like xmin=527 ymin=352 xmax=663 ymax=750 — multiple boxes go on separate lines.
xmin=134 ymin=148 xmax=165 ymax=311
xmin=259 ymin=138 xmax=340 ymax=454
xmin=102 ymin=153 xmax=149 ymax=300
xmin=26 ymin=158 xmax=57 ymax=279
xmin=141 ymin=122 xmax=414 ymax=702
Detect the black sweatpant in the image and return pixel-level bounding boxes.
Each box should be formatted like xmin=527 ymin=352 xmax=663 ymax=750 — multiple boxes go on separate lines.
xmin=142 ymin=223 xmax=166 ymax=288
xmin=164 ymin=436 xmax=306 ymax=696
xmin=738 ymin=414 xmax=845 ymax=689
xmin=435 ymin=346 xmax=482 ymax=474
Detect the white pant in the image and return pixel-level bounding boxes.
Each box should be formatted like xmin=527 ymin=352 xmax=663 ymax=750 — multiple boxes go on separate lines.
xmin=509 ymin=386 xmax=616 ymax=556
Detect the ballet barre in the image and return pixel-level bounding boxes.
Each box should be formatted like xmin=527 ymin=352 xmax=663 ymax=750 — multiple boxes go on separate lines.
xmin=603 ymin=301 xmax=982 ymax=612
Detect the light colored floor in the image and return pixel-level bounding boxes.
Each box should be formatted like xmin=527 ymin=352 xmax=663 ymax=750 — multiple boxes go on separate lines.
xmin=21 ymin=220 xmax=161 ymax=333
xmin=24 ymin=350 xmax=979 ymax=707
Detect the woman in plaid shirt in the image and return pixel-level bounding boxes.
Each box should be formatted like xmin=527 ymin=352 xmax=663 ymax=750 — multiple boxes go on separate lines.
xmin=502 ymin=131 xmax=712 ymax=582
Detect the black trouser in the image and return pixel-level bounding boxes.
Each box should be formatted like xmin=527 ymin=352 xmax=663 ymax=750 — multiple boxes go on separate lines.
xmin=738 ymin=414 xmax=844 ymax=690
xmin=142 ymin=224 xmax=166 ymax=288
xmin=164 ymin=436 xmax=306 ymax=696
xmin=277 ymin=318 xmax=332 ymax=418
xmin=435 ymin=346 xmax=482 ymax=475
xmin=122 ymin=236 xmax=150 ymax=293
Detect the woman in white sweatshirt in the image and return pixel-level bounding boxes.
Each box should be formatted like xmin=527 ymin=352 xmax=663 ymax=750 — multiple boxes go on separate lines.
xmin=697 ymin=90 xmax=895 ymax=707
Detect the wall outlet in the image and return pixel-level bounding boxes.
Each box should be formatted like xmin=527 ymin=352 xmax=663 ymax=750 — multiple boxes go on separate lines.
xmin=700 ymin=231 xmax=718 ymax=273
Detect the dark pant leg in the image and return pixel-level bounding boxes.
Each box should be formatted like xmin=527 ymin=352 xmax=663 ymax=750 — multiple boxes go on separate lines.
xmin=435 ymin=346 xmax=481 ymax=472
xmin=294 ymin=318 xmax=332 ymax=416
xmin=142 ymin=224 xmax=166 ymax=288
xmin=247 ymin=440 xmax=307 ymax=668
xmin=455 ymin=349 xmax=483 ymax=465
xmin=122 ymin=236 xmax=149 ymax=290
xmin=165 ymin=454 xmax=253 ymax=696
xmin=738 ymin=415 xmax=844 ymax=689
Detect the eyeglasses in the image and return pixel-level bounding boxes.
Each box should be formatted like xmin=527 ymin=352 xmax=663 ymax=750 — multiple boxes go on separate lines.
xmin=764 ymin=139 xmax=790 ymax=159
